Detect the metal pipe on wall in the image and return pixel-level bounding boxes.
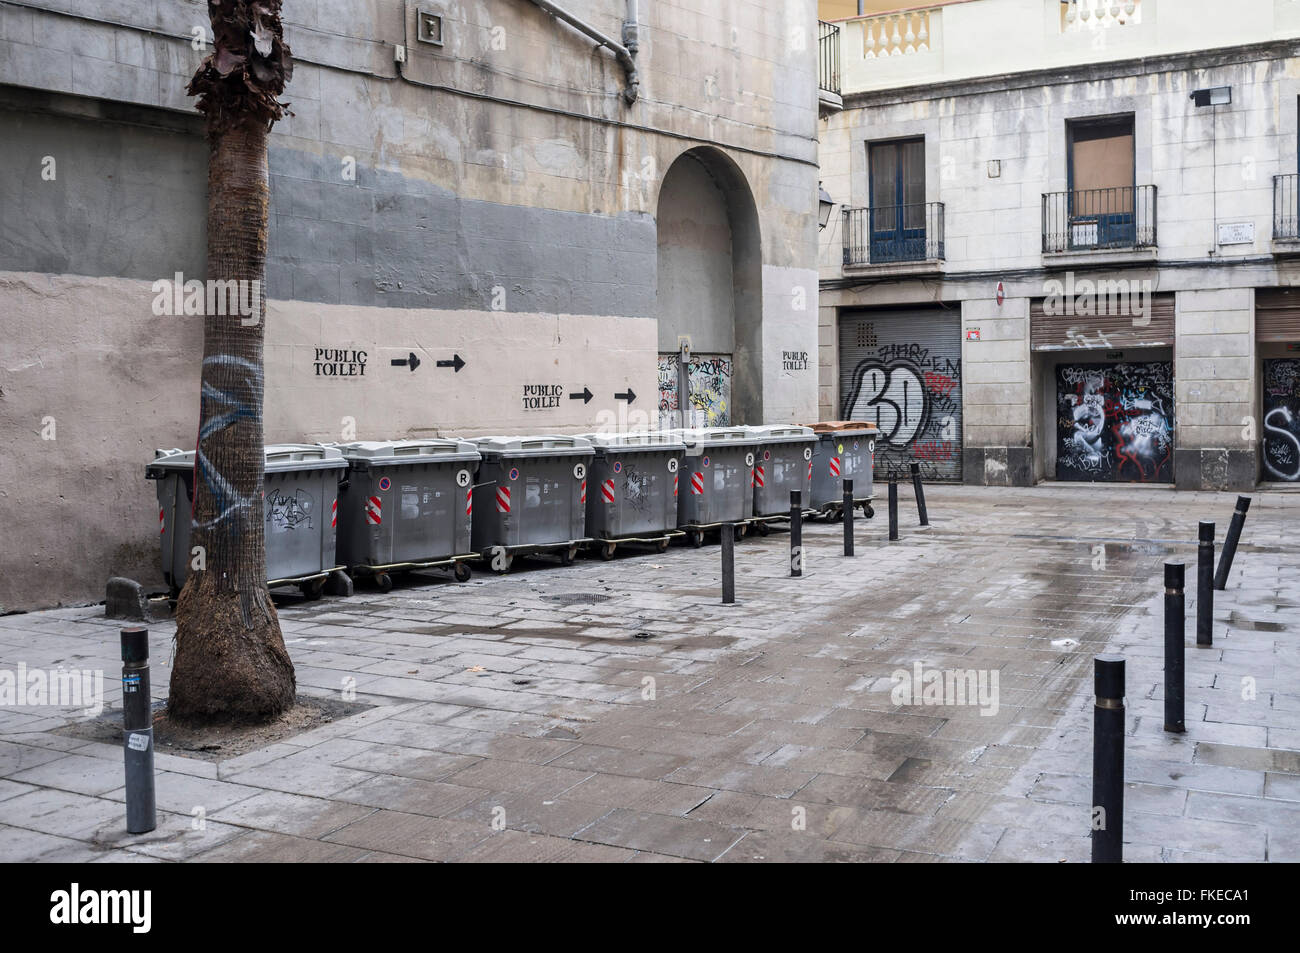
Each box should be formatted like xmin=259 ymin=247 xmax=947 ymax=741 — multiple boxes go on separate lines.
xmin=525 ymin=0 xmax=640 ymax=104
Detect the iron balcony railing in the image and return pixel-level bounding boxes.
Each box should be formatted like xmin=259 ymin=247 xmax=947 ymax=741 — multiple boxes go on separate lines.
xmin=1274 ymin=174 xmax=1299 ymax=241
xmin=842 ymin=203 xmax=945 ymax=266
xmin=1042 ymin=184 xmax=1157 ymax=253
xmin=819 ymin=20 xmax=840 ymax=97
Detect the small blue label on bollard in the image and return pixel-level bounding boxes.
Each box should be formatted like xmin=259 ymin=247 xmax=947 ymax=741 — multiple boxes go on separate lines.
xmin=122 ymin=673 xmax=141 ymax=694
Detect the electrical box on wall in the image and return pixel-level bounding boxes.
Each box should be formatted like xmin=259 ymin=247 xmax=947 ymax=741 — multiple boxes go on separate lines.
xmin=417 ymin=10 xmax=444 ymax=46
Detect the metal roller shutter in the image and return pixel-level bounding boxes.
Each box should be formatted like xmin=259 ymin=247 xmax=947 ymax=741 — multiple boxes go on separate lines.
xmin=1255 ymin=289 xmax=1300 ymax=342
xmin=838 ymin=307 xmax=962 ymax=482
xmin=1030 ymin=292 xmax=1174 ymax=350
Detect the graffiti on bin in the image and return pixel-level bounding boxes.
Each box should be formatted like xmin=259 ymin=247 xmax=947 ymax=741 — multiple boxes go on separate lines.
xmin=267 ymin=487 xmax=314 ymax=531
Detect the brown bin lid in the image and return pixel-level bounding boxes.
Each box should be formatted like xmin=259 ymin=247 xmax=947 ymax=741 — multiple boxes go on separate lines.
xmin=803 ymin=420 xmax=881 ymax=434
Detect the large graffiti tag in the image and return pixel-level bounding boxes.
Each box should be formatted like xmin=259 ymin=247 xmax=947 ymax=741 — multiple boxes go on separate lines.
xmin=1055 ymin=362 xmax=1173 ymax=483
xmin=1263 ymin=359 xmax=1300 ymax=481
xmin=842 ymin=341 xmax=962 ymax=480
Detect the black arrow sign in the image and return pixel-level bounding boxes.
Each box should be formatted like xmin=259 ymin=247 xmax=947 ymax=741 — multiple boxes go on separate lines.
xmin=569 ymin=387 xmax=593 ymax=403
xmin=390 ymin=352 xmax=421 ymax=371
xmin=614 ymin=388 xmax=637 ymax=404
xmin=436 ymin=354 xmax=466 ymax=373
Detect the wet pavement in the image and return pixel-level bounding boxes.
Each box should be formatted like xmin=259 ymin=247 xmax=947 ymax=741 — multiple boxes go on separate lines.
xmin=1 ymin=484 xmax=1298 ymax=862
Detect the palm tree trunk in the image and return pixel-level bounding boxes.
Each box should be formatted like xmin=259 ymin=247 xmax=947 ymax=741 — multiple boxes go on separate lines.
xmin=168 ymin=0 xmax=296 ymax=723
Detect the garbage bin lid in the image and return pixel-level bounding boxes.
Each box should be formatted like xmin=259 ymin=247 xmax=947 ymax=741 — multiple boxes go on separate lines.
xmin=471 ymin=434 xmax=595 ymax=458
xmin=736 ymin=425 xmax=817 ymax=444
xmin=804 ymin=420 xmax=881 ymax=435
xmin=579 ymin=432 xmax=686 ymax=452
xmin=335 ymin=439 xmax=480 ymax=466
xmin=666 ymin=427 xmax=758 ymax=451
xmin=146 ymin=444 xmax=345 ymax=475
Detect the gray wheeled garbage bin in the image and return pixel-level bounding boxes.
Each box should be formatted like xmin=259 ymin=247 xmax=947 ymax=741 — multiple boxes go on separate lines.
xmin=335 ymin=439 xmax=481 ymax=590
xmin=147 ymin=444 xmax=347 ymax=599
xmin=805 ymin=422 xmax=879 ymax=519
xmin=580 ymin=432 xmax=687 ymax=559
xmin=739 ymin=425 xmax=818 ymax=532
xmin=669 ymin=427 xmax=759 ymax=546
xmin=471 ymin=435 xmax=594 ymax=573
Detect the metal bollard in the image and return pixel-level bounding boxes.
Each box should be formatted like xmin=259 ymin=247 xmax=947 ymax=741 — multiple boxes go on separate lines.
xmin=121 ymin=627 xmax=156 ymax=834
xmin=888 ymin=478 xmax=899 ymax=542
xmin=842 ymin=478 xmax=854 ymax=557
xmin=1091 ymin=654 xmax=1125 ymax=864
xmin=790 ymin=490 xmax=802 ymax=578
xmin=909 ymin=462 xmax=929 ymax=526
xmin=1164 ymin=563 xmax=1185 ymax=734
xmin=721 ymin=523 xmax=735 ymax=604
xmin=1213 ymin=496 xmax=1251 ymax=591
xmin=1197 ymin=521 xmax=1215 ymax=647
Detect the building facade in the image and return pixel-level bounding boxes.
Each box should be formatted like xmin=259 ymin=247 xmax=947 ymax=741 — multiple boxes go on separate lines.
xmin=0 ymin=0 xmax=822 ymax=611
xmin=817 ymin=0 xmax=1300 ymax=488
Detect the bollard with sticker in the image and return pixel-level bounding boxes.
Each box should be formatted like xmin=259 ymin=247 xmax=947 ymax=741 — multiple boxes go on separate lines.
xmin=121 ymin=627 xmax=156 ymax=834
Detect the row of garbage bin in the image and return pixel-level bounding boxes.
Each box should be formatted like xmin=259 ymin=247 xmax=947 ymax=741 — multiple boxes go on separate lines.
xmin=146 ymin=423 xmax=878 ymax=598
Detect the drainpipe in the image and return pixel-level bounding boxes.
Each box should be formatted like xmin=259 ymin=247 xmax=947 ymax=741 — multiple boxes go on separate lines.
xmin=525 ymin=0 xmax=640 ymax=105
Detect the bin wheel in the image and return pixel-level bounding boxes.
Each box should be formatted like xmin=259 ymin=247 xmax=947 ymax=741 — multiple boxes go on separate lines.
xmin=374 ymin=572 xmax=393 ymax=593
xmin=863 ymin=503 xmax=875 ymax=519
xmin=656 ymin=538 xmax=670 ymax=553
xmin=599 ymin=542 xmax=617 ymax=561
xmin=829 ymin=506 xmax=844 ymax=523
xmin=737 ymin=523 xmax=748 ymax=539
xmin=755 ymin=521 xmax=770 ymax=537
xmin=559 ymin=544 xmax=580 ymax=566
xmin=299 ymin=577 xmax=325 ymax=601
xmin=688 ymin=530 xmax=704 ymax=548
xmin=453 ymin=562 xmax=472 ymax=583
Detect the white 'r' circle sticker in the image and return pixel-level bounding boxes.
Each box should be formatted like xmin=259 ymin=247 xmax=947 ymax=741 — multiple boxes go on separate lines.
xmin=573 ymin=463 xmax=586 ymax=480
xmin=803 ymin=447 xmax=813 ymax=461
xmin=667 ymin=457 xmax=679 ymax=473
xmin=455 ymin=469 xmax=471 ymax=488
xmin=745 ymin=452 xmax=754 ymax=467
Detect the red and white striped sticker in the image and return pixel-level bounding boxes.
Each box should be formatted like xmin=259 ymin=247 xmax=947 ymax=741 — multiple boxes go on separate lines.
xmin=331 ymin=499 xmax=338 ymax=528
xmin=807 ymin=461 xmax=813 ymax=482
xmin=754 ymin=465 xmax=765 ymax=488
xmin=690 ymin=471 xmax=704 ymax=495
xmin=601 ymin=479 xmax=616 ymax=504
xmin=465 ymin=487 xmax=473 ymax=517
xmin=496 ymin=486 xmax=511 ymax=514
xmin=580 ymin=480 xmax=587 ymax=503
xmin=673 ymin=474 xmax=679 ymax=497
xmin=159 ymin=507 xmax=165 ymax=534
xmin=365 ymin=495 xmax=383 ymax=525
xmin=829 ymin=457 xmax=841 ymax=477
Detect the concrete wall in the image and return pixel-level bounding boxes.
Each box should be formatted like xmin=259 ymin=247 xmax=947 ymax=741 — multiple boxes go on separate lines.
xmin=0 ymin=0 xmax=822 ymax=610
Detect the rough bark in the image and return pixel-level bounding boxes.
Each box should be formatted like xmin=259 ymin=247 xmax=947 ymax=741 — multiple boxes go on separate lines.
xmin=168 ymin=1 xmax=295 ymax=724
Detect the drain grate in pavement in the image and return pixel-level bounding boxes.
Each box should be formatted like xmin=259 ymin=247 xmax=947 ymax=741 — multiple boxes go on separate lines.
xmin=542 ymin=593 xmax=613 ymax=606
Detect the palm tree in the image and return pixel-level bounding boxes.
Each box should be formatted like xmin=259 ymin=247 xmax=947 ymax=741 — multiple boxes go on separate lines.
xmin=168 ymin=0 xmax=295 ymax=722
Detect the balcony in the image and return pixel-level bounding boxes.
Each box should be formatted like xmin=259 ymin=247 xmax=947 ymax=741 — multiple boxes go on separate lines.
xmin=1274 ymin=173 xmax=1300 ymax=252
xmin=818 ymin=20 xmax=842 ymax=116
xmin=1042 ymin=185 xmax=1157 ymax=260
xmin=842 ymin=203 xmax=945 ymax=273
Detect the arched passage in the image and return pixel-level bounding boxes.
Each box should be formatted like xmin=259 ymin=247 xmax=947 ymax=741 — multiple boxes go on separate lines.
xmin=654 ymin=147 xmax=762 ymax=427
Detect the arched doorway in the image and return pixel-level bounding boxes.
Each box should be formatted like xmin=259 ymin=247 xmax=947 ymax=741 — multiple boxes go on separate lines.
xmin=654 ymin=147 xmax=761 ymax=428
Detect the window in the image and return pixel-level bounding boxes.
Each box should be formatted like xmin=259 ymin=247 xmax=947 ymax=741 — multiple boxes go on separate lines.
xmin=868 ymin=138 xmax=925 ymax=262
xmin=1066 ymin=116 xmax=1136 ymax=247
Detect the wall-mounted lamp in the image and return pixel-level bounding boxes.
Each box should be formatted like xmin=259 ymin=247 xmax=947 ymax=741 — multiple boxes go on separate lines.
xmin=1190 ymin=86 xmax=1231 ymax=107
xmin=818 ymin=183 xmax=835 ymax=231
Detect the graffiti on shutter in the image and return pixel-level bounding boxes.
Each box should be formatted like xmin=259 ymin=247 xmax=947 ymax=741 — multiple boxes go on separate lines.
xmin=1262 ymin=359 xmax=1300 ymax=481
xmin=838 ymin=310 xmax=962 ymax=481
xmin=1056 ymin=361 xmax=1173 ymax=483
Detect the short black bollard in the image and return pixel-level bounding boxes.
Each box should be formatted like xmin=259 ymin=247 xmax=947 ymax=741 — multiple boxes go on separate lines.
xmin=888 ymin=479 xmax=899 ymax=542
xmin=721 ymin=524 xmax=735 ymax=604
xmin=789 ymin=490 xmax=802 ymax=578
xmin=842 ymin=478 xmax=854 ymax=557
xmin=1091 ymin=655 xmax=1125 ymax=864
xmin=909 ymin=462 xmax=929 ymax=526
xmin=1164 ymin=563 xmax=1186 ymax=734
xmin=121 ymin=627 xmax=156 ymax=834
xmin=1197 ymin=521 xmax=1215 ymax=647
xmin=1213 ymin=496 xmax=1251 ymax=591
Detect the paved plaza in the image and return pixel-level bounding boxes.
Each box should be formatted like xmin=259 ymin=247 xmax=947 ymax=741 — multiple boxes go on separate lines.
xmin=1 ymin=484 xmax=1297 ymax=862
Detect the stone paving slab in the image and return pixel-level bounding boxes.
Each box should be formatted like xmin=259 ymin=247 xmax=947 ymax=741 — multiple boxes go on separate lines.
xmin=2 ymin=485 xmax=1298 ymax=861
